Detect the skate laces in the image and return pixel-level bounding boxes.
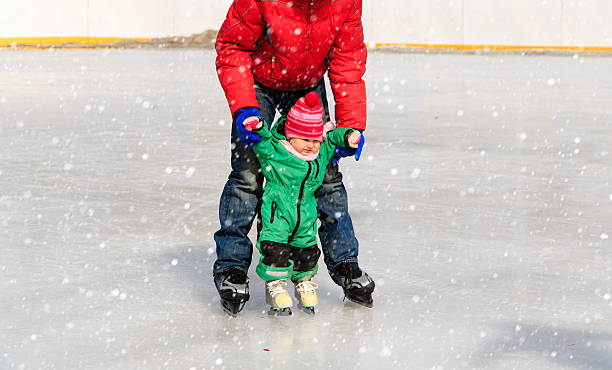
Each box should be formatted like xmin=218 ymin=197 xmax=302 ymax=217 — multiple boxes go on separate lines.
xmin=226 ymin=268 xmax=248 ymax=284
xmin=295 ymin=280 xmax=318 ymax=295
xmin=216 ymin=268 xmax=249 ymax=295
xmin=267 ymin=279 xmax=289 ymax=297
xmin=339 ymin=262 xmax=362 ymax=284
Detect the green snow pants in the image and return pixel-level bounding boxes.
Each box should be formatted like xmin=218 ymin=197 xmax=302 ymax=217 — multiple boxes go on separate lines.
xmin=255 ymin=197 xmax=321 ymax=282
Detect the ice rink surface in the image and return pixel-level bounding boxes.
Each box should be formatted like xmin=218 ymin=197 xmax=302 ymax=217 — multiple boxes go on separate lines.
xmin=1 ymin=49 xmax=611 ymax=369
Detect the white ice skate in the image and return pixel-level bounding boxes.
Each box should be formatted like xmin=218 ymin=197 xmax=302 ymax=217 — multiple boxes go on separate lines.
xmin=266 ymin=279 xmax=293 ymax=315
xmin=294 ymin=276 xmax=318 ymax=314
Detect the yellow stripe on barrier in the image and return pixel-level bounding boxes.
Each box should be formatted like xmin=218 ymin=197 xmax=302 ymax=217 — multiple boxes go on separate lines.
xmin=0 ymin=37 xmax=151 ymax=47
xmin=373 ymin=43 xmax=612 ymax=52
xmin=2 ymin=37 xmax=611 ymax=52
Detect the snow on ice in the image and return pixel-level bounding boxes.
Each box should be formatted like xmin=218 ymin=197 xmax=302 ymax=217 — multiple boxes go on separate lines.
xmin=0 ymin=49 xmax=611 ymax=369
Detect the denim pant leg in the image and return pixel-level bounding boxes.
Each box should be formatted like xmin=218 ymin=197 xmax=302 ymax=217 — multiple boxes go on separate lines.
xmin=212 ymin=120 xmax=263 ymax=274
xmin=212 ymin=87 xmax=279 ymax=275
xmin=315 ymin=161 xmax=359 ymax=271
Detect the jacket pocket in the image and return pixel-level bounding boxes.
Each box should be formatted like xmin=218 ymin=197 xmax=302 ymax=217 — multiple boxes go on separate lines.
xmin=252 ymin=55 xmax=272 ymax=73
xmin=270 ymin=201 xmax=277 ymax=224
xmin=253 ymin=55 xmax=283 ymax=86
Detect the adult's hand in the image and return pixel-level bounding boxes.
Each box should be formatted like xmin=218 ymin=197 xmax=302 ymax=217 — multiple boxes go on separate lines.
xmin=235 ymin=107 xmax=264 ymax=147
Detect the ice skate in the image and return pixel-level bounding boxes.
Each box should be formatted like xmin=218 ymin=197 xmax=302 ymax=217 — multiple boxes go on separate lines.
xmin=266 ymin=279 xmax=293 ymax=316
xmin=294 ymin=275 xmax=318 ymax=314
xmin=331 ymin=262 xmax=375 ymax=308
xmin=214 ymin=267 xmax=250 ymax=316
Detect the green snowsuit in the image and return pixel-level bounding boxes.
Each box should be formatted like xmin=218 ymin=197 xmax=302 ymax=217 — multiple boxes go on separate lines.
xmin=251 ymin=118 xmax=356 ymax=282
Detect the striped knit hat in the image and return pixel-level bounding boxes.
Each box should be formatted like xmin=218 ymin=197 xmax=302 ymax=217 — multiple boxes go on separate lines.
xmin=285 ymin=92 xmax=324 ymax=142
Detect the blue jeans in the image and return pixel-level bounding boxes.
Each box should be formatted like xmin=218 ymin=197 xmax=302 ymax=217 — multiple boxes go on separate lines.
xmin=213 ymin=78 xmax=359 ymax=276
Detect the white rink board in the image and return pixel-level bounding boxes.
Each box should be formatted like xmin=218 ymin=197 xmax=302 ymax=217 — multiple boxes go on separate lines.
xmin=464 ymin=0 xmax=564 ymax=46
xmin=0 ymin=0 xmax=88 ymax=37
xmin=1 ymin=0 xmax=612 ymax=46
xmin=365 ymin=0 xmax=464 ymax=45
xmin=563 ymin=0 xmax=612 ymax=46
xmin=87 ymin=0 xmax=176 ymax=38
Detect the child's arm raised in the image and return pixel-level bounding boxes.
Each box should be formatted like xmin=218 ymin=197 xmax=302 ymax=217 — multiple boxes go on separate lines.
xmin=238 ymin=116 xmax=278 ymax=163
xmin=323 ymin=127 xmax=365 ymax=162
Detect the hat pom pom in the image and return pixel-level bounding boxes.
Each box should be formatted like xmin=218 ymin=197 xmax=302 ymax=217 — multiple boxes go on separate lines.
xmin=304 ymin=92 xmax=320 ymax=108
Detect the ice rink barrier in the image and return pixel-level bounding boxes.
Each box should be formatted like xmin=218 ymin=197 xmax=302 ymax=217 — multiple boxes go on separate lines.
xmin=1 ymin=0 xmax=611 ymax=50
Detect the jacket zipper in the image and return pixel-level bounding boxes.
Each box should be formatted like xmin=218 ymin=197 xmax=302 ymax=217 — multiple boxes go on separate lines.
xmin=270 ymin=201 xmax=277 ymax=224
xmin=314 ymin=161 xmax=319 ymax=178
xmin=289 ymin=162 xmax=312 ymax=239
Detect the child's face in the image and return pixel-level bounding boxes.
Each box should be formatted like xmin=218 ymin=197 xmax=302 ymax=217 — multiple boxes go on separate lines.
xmin=289 ymin=138 xmax=321 ymax=156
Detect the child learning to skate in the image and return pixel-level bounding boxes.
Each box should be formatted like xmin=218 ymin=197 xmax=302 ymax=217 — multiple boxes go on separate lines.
xmin=238 ymin=92 xmax=364 ymax=314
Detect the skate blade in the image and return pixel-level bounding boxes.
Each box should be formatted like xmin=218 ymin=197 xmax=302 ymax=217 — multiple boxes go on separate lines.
xmin=298 ymin=305 xmax=316 ymax=314
xmin=221 ymin=300 xmax=246 ymax=316
xmin=222 ymin=306 xmax=239 ymax=317
xmin=346 ymin=296 xmax=374 ymax=308
xmin=268 ymin=307 xmax=292 ymax=316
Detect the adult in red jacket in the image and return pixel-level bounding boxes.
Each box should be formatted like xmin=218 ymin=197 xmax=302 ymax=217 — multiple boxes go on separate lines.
xmin=213 ymin=0 xmax=375 ymax=315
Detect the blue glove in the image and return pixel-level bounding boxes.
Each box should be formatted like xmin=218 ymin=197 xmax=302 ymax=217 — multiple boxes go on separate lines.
xmin=332 ymin=130 xmax=365 ymax=163
xmin=235 ymin=107 xmax=264 ymax=148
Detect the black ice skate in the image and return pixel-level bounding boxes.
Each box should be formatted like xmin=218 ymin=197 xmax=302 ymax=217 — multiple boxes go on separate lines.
xmin=331 ymin=261 xmax=375 ymax=308
xmin=214 ymin=267 xmax=250 ymax=316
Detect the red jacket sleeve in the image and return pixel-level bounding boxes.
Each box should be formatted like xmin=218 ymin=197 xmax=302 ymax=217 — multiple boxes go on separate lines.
xmin=215 ymin=0 xmax=264 ymax=116
xmin=328 ymin=0 xmax=367 ymax=130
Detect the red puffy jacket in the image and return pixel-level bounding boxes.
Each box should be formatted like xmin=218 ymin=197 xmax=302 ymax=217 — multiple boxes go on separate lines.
xmin=215 ymin=0 xmax=367 ymax=130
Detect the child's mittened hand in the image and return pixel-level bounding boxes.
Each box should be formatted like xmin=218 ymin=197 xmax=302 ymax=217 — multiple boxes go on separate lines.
xmin=352 ymin=131 xmax=365 ymax=161
xmin=243 ymin=116 xmax=263 ymax=131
